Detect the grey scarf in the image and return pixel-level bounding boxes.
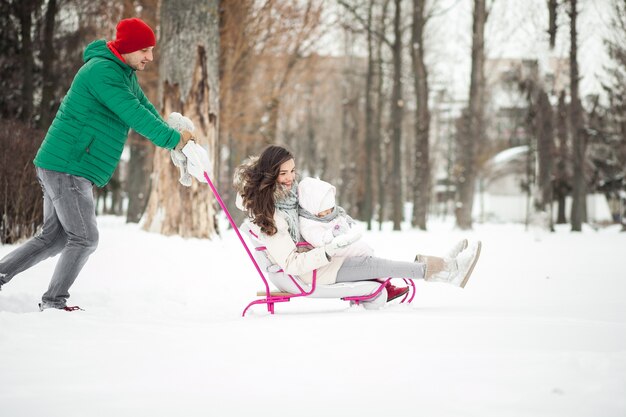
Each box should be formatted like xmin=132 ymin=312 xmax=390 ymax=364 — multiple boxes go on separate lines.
xmin=275 ymin=183 xmax=301 ymax=242
xmin=299 ymin=205 xmax=343 ymax=223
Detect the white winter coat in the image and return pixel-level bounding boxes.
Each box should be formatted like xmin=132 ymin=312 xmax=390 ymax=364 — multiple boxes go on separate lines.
xmin=298 ymin=177 xmax=374 ymax=258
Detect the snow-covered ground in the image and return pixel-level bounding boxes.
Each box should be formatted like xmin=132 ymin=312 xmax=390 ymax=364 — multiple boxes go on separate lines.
xmin=1 ymin=216 xmax=625 ymax=417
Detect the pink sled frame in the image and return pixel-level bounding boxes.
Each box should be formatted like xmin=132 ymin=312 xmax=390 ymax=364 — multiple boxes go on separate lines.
xmin=202 ymin=172 xmax=416 ymax=316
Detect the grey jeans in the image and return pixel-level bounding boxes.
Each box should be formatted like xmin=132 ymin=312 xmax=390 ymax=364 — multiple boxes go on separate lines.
xmin=0 ymin=167 xmax=98 ymax=307
xmin=335 ymin=256 xmax=426 ymax=282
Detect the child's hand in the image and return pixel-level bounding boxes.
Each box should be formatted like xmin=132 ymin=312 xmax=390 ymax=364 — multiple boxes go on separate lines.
xmin=324 ymin=231 xmax=362 ymax=257
xmin=345 ymin=214 xmax=356 ymax=227
xmin=332 ymin=223 xmax=348 ymax=237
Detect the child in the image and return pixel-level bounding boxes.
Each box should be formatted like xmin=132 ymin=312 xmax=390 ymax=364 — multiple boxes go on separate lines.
xmin=297 ymin=177 xmax=373 ymax=258
xmin=298 ymin=177 xmax=410 ymax=301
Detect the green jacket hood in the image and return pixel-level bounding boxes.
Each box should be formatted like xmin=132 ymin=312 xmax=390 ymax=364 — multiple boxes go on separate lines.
xmin=83 ymin=40 xmax=131 ymax=72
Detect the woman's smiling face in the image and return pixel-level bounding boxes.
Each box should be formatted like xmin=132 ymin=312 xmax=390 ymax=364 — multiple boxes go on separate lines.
xmin=277 ymin=158 xmax=296 ymax=190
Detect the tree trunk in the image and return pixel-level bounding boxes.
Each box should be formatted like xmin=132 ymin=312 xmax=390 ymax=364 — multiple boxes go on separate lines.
xmin=554 ymin=91 xmax=570 ymax=224
xmin=569 ymin=0 xmax=586 ymax=231
xmin=411 ymin=0 xmax=430 ymax=230
xmin=125 ymin=0 xmax=159 ymax=224
xmin=390 ymin=0 xmax=403 ymax=231
xmin=39 ymin=0 xmax=57 ymax=129
xmin=363 ymin=0 xmax=376 ymax=230
xmin=534 ymin=88 xmax=555 ymax=214
xmin=142 ymin=0 xmax=219 ymax=238
xmin=126 ymin=135 xmax=154 ymax=223
xmin=376 ymin=0 xmax=389 ymax=231
xmin=547 ymin=0 xmax=558 ymax=49
xmin=455 ymin=0 xmax=487 ymax=230
xmin=17 ymin=0 xmax=38 ymax=124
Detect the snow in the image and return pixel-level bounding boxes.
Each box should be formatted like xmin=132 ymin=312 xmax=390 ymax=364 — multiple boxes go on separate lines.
xmin=489 ymin=145 xmax=528 ymax=166
xmin=1 ymin=215 xmax=625 ymax=416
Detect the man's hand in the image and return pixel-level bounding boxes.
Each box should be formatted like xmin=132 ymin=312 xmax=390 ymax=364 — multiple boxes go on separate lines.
xmin=175 ymin=130 xmax=194 ymax=151
xmin=324 ymin=231 xmax=362 ymax=257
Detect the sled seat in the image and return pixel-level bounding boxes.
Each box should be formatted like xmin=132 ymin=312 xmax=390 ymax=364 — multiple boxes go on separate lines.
xmin=240 ymin=221 xmax=415 ymax=316
xmin=256 ymin=291 xmax=293 ymax=297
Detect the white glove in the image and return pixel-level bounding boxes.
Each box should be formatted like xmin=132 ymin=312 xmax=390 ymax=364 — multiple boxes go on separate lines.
xmin=170 ymin=149 xmax=192 ymax=187
xmin=167 ymin=112 xmax=195 ymax=187
xmin=167 ymin=112 xmax=195 ymax=132
xmin=182 ymin=141 xmax=212 ymax=184
xmin=324 ymin=230 xmax=362 ymax=257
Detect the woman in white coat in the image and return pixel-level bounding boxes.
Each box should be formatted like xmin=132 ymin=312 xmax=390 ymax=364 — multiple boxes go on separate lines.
xmin=233 ymin=145 xmax=481 ymax=303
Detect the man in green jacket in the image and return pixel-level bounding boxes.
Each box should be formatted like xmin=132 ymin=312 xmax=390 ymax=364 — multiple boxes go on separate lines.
xmin=0 ymin=18 xmax=192 ymax=311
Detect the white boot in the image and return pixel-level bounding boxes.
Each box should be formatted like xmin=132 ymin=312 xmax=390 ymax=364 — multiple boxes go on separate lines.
xmin=416 ymin=255 xmax=457 ymax=281
xmin=414 ymin=239 xmax=467 ymax=265
xmin=446 ymin=239 xmax=468 ymax=258
xmin=429 ymin=241 xmax=481 ymax=288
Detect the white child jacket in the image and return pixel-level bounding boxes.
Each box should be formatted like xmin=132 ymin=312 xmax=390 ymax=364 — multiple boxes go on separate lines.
xmin=298 ymin=178 xmax=374 ymax=258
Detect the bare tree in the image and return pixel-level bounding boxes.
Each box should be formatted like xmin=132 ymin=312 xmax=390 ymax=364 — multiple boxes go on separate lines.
xmin=568 ymin=0 xmax=586 ymax=231
xmin=553 ymin=90 xmax=571 ymax=224
xmin=258 ymin=0 xmax=324 ymax=143
xmin=39 ymin=0 xmax=58 ymax=129
xmin=16 ymin=0 xmax=42 ymax=123
xmin=547 ymin=0 xmax=558 ymax=49
xmin=217 ymin=0 xmax=324 ymax=221
xmin=534 ymin=88 xmax=555 ymax=218
xmin=455 ymin=0 xmax=488 ymax=230
xmin=338 ymin=0 xmax=403 ymax=229
xmin=604 ymin=0 xmax=626 ymax=230
xmin=142 ymin=0 xmax=219 ymax=238
xmin=389 ymin=0 xmax=403 ymax=230
xmin=411 ymin=0 xmax=430 ymax=230
xmin=375 ymin=0 xmax=390 ymax=230
xmin=363 ymin=0 xmax=377 ymax=230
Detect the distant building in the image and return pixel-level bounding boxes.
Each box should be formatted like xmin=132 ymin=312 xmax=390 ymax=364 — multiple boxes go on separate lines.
xmin=477 ymin=146 xmax=612 ymax=223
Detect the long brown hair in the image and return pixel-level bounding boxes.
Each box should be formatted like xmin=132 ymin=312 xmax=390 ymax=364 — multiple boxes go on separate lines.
xmin=234 ymin=145 xmax=294 ymax=236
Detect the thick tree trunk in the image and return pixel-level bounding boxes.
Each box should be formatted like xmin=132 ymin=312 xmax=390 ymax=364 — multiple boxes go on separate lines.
xmin=569 ymin=0 xmax=586 ymax=231
xmin=411 ymin=0 xmax=430 ymax=230
xmin=455 ymin=0 xmax=487 ymax=230
xmin=390 ymin=0 xmax=403 ymax=231
xmin=142 ymin=0 xmax=219 ymax=238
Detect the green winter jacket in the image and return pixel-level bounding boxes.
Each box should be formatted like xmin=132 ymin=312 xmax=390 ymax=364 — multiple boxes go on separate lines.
xmin=34 ymin=40 xmax=181 ymax=187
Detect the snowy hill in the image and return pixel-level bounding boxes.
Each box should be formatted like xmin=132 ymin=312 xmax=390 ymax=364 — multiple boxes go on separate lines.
xmin=1 ymin=216 xmax=625 ymax=416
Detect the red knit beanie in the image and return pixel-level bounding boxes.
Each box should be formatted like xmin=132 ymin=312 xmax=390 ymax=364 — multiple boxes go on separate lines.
xmin=112 ymin=18 xmax=156 ymax=54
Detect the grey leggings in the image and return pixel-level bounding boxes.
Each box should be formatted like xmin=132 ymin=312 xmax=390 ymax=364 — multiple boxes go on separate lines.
xmin=335 ymin=256 xmax=426 ymax=283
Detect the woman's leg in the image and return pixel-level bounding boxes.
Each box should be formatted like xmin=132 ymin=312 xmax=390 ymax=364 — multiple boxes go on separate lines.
xmin=335 ymin=256 xmax=426 ymax=283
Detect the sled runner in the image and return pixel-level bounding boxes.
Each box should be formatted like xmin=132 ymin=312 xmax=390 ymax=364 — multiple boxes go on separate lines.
xmin=181 ymin=142 xmax=416 ymax=316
